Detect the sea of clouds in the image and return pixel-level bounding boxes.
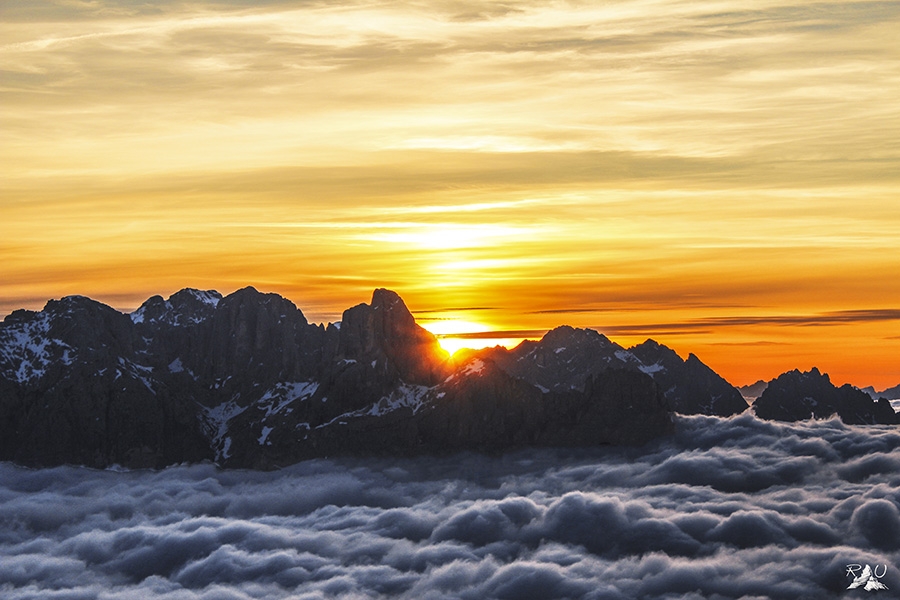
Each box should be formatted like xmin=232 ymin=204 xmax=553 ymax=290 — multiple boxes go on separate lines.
xmin=2 ymin=413 xmax=900 ymax=599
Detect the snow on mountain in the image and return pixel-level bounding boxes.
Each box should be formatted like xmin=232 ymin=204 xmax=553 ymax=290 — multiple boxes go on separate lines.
xmin=0 ymin=311 xmax=56 ymax=383
xmin=0 ymin=306 xmax=83 ymax=385
xmin=131 ymin=288 xmax=223 ymax=326
xmin=199 ymin=399 xmax=248 ymax=460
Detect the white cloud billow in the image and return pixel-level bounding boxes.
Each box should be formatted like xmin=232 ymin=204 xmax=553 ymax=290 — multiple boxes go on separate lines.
xmin=1 ymin=413 xmax=899 ymax=598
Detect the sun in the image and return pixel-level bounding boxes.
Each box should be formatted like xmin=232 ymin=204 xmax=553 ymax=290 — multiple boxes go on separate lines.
xmin=420 ymin=318 xmax=489 ymax=355
xmin=420 ymin=318 xmax=527 ymax=356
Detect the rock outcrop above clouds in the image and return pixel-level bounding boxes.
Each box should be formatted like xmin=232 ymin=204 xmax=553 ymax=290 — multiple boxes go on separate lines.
xmin=480 ymin=326 xmax=748 ymax=417
xmin=0 ymin=289 xmax=677 ymax=468
xmin=2 ymin=288 xmax=895 ymax=469
xmin=753 ymin=367 xmax=898 ymax=425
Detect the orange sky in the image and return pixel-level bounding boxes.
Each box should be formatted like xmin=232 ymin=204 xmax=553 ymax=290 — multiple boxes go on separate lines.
xmin=2 ymin=1 xmax=900 ymax=389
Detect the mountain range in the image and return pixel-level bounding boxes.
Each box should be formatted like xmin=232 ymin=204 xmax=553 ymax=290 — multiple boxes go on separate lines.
xmin=0 ymin=287 xmax=896 ymax=469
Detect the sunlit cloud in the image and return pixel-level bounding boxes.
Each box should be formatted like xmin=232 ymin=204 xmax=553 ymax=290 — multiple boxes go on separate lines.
xmin=360 ymin=224 xmax=536 ymax=250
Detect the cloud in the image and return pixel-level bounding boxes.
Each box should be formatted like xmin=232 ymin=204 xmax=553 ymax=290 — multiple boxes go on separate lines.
xmin=591 ymin=309 xmax=900 ymax=337
xmin=435 ymin=329 xmax=547 ymax=340
xmin=2 ymin=413 xmax=900 ymax=598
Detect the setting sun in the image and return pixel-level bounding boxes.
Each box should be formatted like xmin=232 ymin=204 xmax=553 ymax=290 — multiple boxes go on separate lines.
xmin=420 ymin=318 xmax=487 ymax=356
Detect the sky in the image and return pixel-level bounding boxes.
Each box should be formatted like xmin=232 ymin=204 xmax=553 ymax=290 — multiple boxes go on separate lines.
xmin=2 ymin=0 xmax=899 ymax=388
xmin=2 ymin=414 xmax=900 ymax=598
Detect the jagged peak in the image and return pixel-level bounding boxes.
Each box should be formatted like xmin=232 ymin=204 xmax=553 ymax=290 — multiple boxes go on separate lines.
xmin=343 ymin=289 xmax=419 ymax=333
xmin=629 ymin=338 xmax=681 ymax=360
xmin=132 ymin=288 xmax=224 ymax=326
xmin=685 ymin=352 xmax=704 ymax=364
xmin=169 ymin=288 xmax=222 ymax=307
xmin=224 ymin=286 xmax=263 ymax=302
xmin=774 ymin=367 xmax=827 ymax=383
xmin=219 ymin=287 xmax=304 ymax=314
xmin=540 ymin=325 xmax=612 ymax=345
xmin=2 ymin=308 xmax=38 ymax=324
xmin=44 ymin=295 xmax=118 ymax=317
xmin=371 ymin=288 xmax=404 ymax=309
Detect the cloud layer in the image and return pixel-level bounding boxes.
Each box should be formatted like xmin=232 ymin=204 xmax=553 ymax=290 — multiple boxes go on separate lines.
xmin=2 ymin=413 xmax=899 ymax=598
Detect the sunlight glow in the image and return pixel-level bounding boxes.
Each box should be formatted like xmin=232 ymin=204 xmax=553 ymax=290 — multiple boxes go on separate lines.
xmin=419 ymin=319 xmax=520 ymax=356
xmin=364 ymin=225 xmax=525 ymax=250
xmin=437 ymin=336 xmax=527 ymax=357
xmin=420 ymin=319 xmax=490 ymax=337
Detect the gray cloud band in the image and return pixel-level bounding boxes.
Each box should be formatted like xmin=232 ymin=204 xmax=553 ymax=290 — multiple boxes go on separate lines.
xmin=1 ymin=413 xmax=899 ymax=598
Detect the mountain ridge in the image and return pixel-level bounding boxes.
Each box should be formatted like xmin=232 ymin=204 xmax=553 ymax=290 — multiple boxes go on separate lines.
xmin=0 ymin=288 xmax=895 ymax=469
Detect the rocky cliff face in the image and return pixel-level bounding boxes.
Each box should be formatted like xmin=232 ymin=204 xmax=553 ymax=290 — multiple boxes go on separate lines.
xmin=0 ymin=295 xmax=210 ymax=468
xmin=0 ymin=287 xmax=734 ymax=469
xmin=753 ymin=368 xmax=898 ymax=425
xmin=481 ymin=326 xmax=748 ymax=417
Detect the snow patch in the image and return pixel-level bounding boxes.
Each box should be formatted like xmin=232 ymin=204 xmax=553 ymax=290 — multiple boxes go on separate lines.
xmin=199 ymin=400 xmax=249 ymax=461
xmin=0 ymin=312 xmax=73 ymax=384
xmin=258 ymin=426 xmax=274 ymax=445
xmin=117 ymin=357 xmax=156 ymax=393
xmin=60 ymin=347 xmax=74 ymax=366
xmin=365 ymin=384 xmax=431 ymax=417
xmin=254 ymin=381 xmax=319 ymax=418
xmin=221 ymin=437 xmax=233 ymax=460
xmin=315 ymin=384 xmax=432 ymax=430
xmin=615 ymin=350 xmax=635 ymax=363
xmin=638 ymin=362 xmax=666 ymax=375
xmin=462 ymin=359 xmax=486 ymax=376
xmin=188 ymin=289 xmax=221 ymax=308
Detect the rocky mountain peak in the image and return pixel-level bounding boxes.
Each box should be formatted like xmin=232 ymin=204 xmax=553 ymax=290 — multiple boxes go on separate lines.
xmin=42 ymin=295 xmax=134 ymax=352
xmin=754 ymin=367 xmax=897 ymax=424
xmin=131 ymin=288 xmax=223 ymax=326
xmin=629 ymin=339 xmax=679 ymax=363
xmin=475 ymin=326 xmax=747 ymax=416
xmin=203 ymin=287 xmax=318 ymax=389
xmin=338 ymin=289 xmax=448 ymax=386
xmin=542 ymin=325 xmax=608 ymax=344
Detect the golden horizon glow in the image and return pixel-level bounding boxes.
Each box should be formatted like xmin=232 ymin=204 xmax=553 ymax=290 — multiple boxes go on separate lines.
xmin=3 ymin=1 xmax=900 ymax=389
xmin=418 ymin=317 xmax=526 ymax=356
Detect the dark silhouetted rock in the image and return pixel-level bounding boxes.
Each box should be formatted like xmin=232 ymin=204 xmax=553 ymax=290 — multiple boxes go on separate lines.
xmin=754 ymin=368 xmax=898 ymax=425
xmin=481 ymin=326 xmax=747 ymax=417
xmin=0 ymin=288 xmax=719 ymax=469
xmin=0 ymin=295 xmax=211 ymax=468
xmin=627 ymin=340 xmax=748 ymax=416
